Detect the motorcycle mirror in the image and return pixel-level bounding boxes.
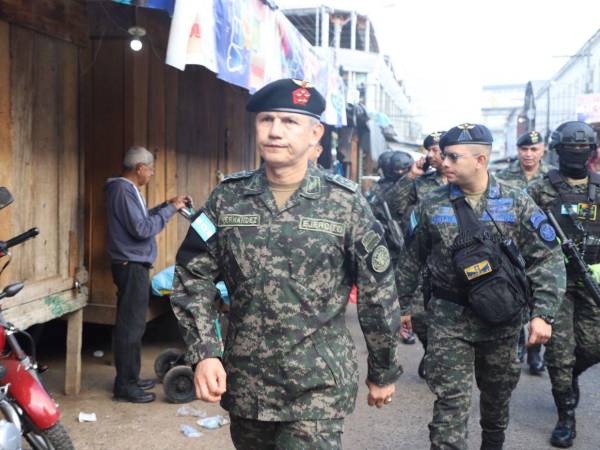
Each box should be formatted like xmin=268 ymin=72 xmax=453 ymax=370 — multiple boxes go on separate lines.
xmin=0 ymin=187 xmax=14 ymax=210
xmin=2 ymin=283 xmax=24 ymax=298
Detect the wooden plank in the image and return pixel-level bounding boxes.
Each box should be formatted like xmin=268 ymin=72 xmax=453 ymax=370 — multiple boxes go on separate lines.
xmin=58 ymin=42 xmax=79 ymax=281
xmin=64 ymin=308 xmax=82 ymax=395
xmin=31 ymin=32 xmax=60 ymax=281
xmin=0 ymin=0 xmax=88 ymax=47
xmin=3 ymin=287 xmax=87 ymax=329
xmin=87 ymin=39 xmax=125 ymax=306
xmin=3 ymin=276 xmax=72 ymax=310
xmin=9 ymin=25 xmax=35 ymax=281
xmin=0 ymin=21 xmax=12 ymax=285
xmin=165 ymin=66 xmax=179 ymax=261
xmin=147 ymin=37 xmax=167 ymax=272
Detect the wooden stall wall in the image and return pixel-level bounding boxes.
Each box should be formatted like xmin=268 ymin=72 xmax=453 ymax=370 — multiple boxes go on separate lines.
xmin=83 ymin=4 xmax=256 ymax=324
xmin=0 ymin=20 xmax=86 ymax=328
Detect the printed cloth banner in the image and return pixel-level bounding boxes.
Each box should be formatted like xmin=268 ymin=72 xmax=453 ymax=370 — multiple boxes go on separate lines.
xmin=112 ymin=0 xmax=175 ymax=16
xmin=165 ymin=0 xmax=346 ymax=127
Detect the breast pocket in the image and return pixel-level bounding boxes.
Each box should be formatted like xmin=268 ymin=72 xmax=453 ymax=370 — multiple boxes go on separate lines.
xmin=220 ymin=227 xmax=259 ymax=290
xmin=286 ymin=230 xmax=344 ymax=299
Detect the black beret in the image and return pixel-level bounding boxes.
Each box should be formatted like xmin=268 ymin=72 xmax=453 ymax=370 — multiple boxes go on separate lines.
xmin=246 ymin=78 xmax=326 ymax=120
xmin=423 ymin=131 xmax=446 ymax=149
xmin=439 ymin=123 xmax=493 ymax=150
xmin=517 ymin=130 xmax=543 ymax=147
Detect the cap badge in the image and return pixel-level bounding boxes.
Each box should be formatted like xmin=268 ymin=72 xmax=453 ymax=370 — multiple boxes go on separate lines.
xmin=530 ymin=131 xmax=540 ymax=143
xmin=457 ymin=123 xmax=475 ymax=142
xmin=430 ymin=131 xmax=443 ymax=143
xmin=292 ymin=87 xmax=311 ymax=106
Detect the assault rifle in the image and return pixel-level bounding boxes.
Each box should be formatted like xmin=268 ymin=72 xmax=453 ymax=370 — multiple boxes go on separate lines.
xmin=546 ymin=210 xmax=600 ymax=307
xmin=382 ymin=201 xmax=404 ymax=250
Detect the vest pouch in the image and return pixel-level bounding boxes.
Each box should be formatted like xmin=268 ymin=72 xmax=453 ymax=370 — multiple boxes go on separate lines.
xmin=452 ymin=235 xmax=525 ymax=325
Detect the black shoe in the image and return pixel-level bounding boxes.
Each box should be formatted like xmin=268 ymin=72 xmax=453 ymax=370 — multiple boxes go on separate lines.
xmin=402 ymin=331 xmax=416 ymax=345
xmin=481 ymin=430 xmax=504 ymax=450
xmin=418 ymin=355 xmax=426 ymax=379
xmin=113 ymin=387 xmax=156 ymax=403
xmin=529 ymin=360 xmax=545 ymax=375
xmin=137 ymin=378 xmax=156 ymax=390
xmin=550 ymin=390 xmax=576 ymax=448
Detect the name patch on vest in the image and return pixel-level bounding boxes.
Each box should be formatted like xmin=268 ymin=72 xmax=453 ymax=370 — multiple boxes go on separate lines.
xmin=218 ymin=214 xmax=261 ymax=227
xmin=299 ymin=217 xmax=345 ymax=237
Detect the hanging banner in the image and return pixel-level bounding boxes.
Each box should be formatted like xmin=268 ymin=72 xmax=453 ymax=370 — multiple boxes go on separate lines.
xmin=166 ymin=0 xmax=346 ymax=127
xmin=112 ymin=0 xmax=175 ymax=16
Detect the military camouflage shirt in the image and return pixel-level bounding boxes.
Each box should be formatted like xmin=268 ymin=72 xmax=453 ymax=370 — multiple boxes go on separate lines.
xmin=494 ymin=159 xmax=553 ymax=190
xmin=388 ymin=170 xmax=446 ymax=227
xmin=396 ymin=174 xmax=566 ymax=332
xmin=527 ymin=172 xmax=600 ymax=287
xmin=171 ymin=165 xmax=402 ymax=421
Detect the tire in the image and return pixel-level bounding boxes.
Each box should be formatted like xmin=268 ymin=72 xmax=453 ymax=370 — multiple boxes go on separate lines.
xmin=154 ymin=348 xmax=184 ymax=382
xmin=25 ymin=421 xmax=74 ymax=450
xmin=163 ymin=366 xmax=196 ymax=404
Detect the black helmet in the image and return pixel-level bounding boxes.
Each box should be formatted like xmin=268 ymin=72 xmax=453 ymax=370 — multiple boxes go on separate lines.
xmin=377 ymin=151 xmax=394 ymax=173
xmin=390 ymin=151 xmax=414 ymax=173
xmin=550 ymin=121 xmax=597 ymax=151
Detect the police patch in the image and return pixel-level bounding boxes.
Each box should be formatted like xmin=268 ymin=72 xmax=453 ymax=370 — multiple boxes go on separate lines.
xmin=299 ymin=217 xmax=345 ymax=236
xmin=409 ymin=210 xmax=418 ymax=232
xmin=540 ymin=223 xmax=557 ymax=242
xmin=191 ymin=212 xmax=217 ymax=242
xmin=371 ymin=245 xmax=390 ymax=273
xmin=530 ymin=211 xmax=547 ymax=230
xmin=218 ymin=214 xmax=261 ymax=227
xmin=361 ymin=230 xmax=381 ymax=254
xmin=464 ymin=260 xmax=492 ymax=280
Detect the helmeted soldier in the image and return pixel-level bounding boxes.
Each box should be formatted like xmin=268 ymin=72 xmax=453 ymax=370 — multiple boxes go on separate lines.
xmin=170 ymin=78 xmax=403 ymax=449
xmin=527 ymin=120 xmax=600 ymax=448
xmin=397 ymin=123 xmax=566 ymax=450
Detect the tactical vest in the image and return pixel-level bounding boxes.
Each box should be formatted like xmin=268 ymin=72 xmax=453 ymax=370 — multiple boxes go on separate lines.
xmin=442 ymin=197 xmax=530 ymax=325
xmin=547 ymin=170 xmax=600 ymax=269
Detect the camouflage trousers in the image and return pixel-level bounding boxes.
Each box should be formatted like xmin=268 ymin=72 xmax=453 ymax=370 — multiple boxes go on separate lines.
xmin=425 ymin=300 xmax=521 ymax=450
xmin=230 ymin=416 xmax=344 ymax=450
xmin=545 ymin=286 xmax=600 ymax=393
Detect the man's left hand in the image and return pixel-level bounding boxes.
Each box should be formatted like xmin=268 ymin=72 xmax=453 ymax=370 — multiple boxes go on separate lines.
xmin=366 ymin=381 xmax=396 ymax=408
xmin=528 ymin=317 xmax=552 ymax=345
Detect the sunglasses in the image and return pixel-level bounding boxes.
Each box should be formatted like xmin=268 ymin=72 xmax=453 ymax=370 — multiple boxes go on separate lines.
xmin=441 ymin=152 xmax=481 ymax=163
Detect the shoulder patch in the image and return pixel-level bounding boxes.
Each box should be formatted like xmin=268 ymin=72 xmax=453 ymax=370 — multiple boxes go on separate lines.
xmin=222 ymin=170 xmax=255 ymax=183
xmin=539 ymin=223 xmax=557 ymax=242
xmin=324 ymin=174 xmax=357 ymax=192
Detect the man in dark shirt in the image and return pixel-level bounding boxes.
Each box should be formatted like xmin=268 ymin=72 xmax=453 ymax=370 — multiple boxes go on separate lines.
xmin=105 ymin=145 xmax=189 ymax=403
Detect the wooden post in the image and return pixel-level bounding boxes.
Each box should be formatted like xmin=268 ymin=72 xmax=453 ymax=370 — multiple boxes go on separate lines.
xmin=64 ymin=308 xmax=82 ymax=395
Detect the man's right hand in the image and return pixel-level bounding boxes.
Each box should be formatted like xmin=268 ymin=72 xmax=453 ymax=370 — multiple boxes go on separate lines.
xmin=169 ymin=195 xmax=191 ymax=210
xmin=408 ymin=158 xmax=426 ymax=179
xmin=194 ymin=357 xmax=227 ymax=402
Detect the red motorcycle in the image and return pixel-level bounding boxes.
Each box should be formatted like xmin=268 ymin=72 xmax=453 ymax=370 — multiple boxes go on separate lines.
xmin=0 ymin=187 xmax=74 ymax=449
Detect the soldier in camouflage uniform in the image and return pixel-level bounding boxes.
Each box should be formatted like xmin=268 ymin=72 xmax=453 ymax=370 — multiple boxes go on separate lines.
xmin=527 ymin=121 xmax=600 ymax=448
xmin=495 ymin=130 xmax=554 ymax=375
xmin=170 ymin=79 xmax=402 ymax=449
xmin=397 ymin=123 xmax=565 ymax=450
xmin=388 ymin=131 xmax=447 ymax=376
xmin=365 ymin=151 xmax=396 ymax=203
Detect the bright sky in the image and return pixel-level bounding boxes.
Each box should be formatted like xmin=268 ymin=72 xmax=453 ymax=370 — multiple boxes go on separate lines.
xmin=279 ymin=0 xmax=600 ymax=131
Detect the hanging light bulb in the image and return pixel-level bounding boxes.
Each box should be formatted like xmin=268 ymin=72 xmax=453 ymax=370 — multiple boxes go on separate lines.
xmin=128 ymin=26 xmax=146 ymax=52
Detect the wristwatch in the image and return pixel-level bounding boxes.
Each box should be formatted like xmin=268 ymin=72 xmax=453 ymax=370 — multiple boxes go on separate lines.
xmin=534 ymin=315 xmax=555 ymax=325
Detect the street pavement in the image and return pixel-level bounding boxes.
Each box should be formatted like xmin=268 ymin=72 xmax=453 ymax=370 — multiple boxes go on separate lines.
xmin=42 ymin=307 xmax=599 ymax=449
xmin=343 ymin=305 xmax=600 ymax=450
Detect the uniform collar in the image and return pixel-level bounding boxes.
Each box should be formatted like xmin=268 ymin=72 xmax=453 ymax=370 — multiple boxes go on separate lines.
xmin=241 ymin=164 xmax=322 ymax=199
xmin=449 ymin=172 xmax=502 ymax=200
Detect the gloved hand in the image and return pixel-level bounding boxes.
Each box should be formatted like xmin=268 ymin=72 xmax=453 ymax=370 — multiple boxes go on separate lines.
xmin=589 ymin=263 xmax=600 ymax=284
